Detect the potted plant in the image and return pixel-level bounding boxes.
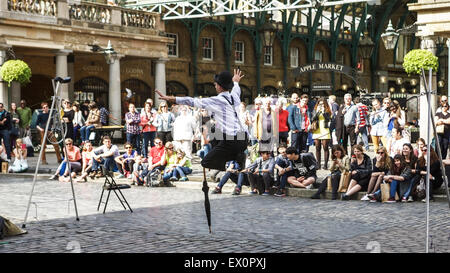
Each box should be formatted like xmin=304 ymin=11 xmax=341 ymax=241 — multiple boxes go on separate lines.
xmin=403 ymin=49 xmax=438 ymax=76
xmin=0 ymin=59 xmax=32 ymax=86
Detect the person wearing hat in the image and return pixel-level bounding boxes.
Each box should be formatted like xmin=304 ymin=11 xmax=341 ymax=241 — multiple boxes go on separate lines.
xmin=156 ymin=69 xmax=247 ymax=171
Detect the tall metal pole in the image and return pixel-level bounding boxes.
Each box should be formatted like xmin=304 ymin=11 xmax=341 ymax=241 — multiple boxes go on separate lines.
xmin=447 ymin=39 xmax=450 ymax=98
xmin=425 ymin=68 xmax=432 ymax=253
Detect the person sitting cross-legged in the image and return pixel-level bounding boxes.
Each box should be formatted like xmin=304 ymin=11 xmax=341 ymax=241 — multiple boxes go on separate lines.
xmin=273 ymin=145 xmax=291 ymax=189
xmin=50 ymin=138 xmax=82 ymax=182
xmin=74 ymin=141 xmax=94 ymax=183
xmin=161 ymin=142 xmax=178 ymax=187
xmin=115 ymin=142 xmax=137 ymax=179
xmin=91 ymin=136 xmax=120 ymax=178
xmin=285 ymin=146 xmax=318 ymax=189
xmin=245 ymin=150 xmax=275 ymax=196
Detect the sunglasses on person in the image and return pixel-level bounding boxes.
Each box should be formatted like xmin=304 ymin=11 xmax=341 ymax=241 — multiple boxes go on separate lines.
xmin=167 ymin=147 xmax=174 ymax=150
xmin=66 ymin=142 xmax=73 ymax=146
xmin=126 ymin=146 xmax=132 ymax=149
xmin=377 ymin=151 xmax=384 ymax=155
xmin=155 ymin=141 xmax=162 ymax=145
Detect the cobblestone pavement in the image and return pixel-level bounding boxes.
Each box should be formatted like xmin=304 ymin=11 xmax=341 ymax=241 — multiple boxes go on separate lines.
xmin=0 ymin=176 xmax=449 ymax=253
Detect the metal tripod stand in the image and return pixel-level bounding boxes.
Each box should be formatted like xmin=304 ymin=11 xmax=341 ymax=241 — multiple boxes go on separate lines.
xmin=420 ymin=68 xmax=450 ymax=253
xmin=22 ymin=77 xmax=80 ymax=228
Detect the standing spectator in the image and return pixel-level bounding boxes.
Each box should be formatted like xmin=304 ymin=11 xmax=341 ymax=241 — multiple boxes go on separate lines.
xmin=341 ymin=145 xmax=372 ymax=200
xmin=36 ymin=102 xmax=62 ymax=164
xmin=354 ymin=97 xmax=370 ymax=151
xmin=435 ymin=102 xmax=450 ymax=159
xmin=62 ymin=101 xmax=75 ymax=141
xmin=362 ymin=146 xmax=391 ymax=201
xmin=389 ymin=127 xmax=409 ymax=156
xmin=0 ymin=102 xmax=11 ymax=160
xmin=97 ymin=100 xmax=111 ymax=126
xmin=72 ymin=103 xmax=84 ymax=145
xmin=49 ymin=138 xmax=82 ymax=181
xmin=91 ymin=136 xmax=120 ymax=177
xmin=115 ymin=142 xmax=137 ymax=178
xmin=288 ymin=94 xmax=311 ymax=153
xmin=197 ymin=109 xmax=212 ymax=160
xmin=80 ymin=102 xmax=101 ymax=144
xmin=277 ymin=99 xmax=289 ymax=146
xmin=382 ymin=98 xmax=391 ymax=110
xmin=140 ymin=101 xmax=157 ymax=158
xmin=74 ymin=141 xmax=94 ymax=183
xmin=17 ymin=99 xmax=32 ymax=138
xmin=341 ymin=94 xmax=359 ymax=155
xmin=435 ymin=95 xmax=448 ymax=114
xmin=249 ymin=97 xmax=263 ymax=146
xmin=154 ymin=101 xmax=175 ymax=144
xmin=125 ymin=103 xmax=142 ymax=155
xmin=311 ymin=145 xmax=350 ymax=200
xmin=238 ymin=102 xmax=252 ymax=134
xmin=8 ymin=138 xmax=28 ymax=173
xmin=172 ymin=105 xmax=197 ymax=158
xmin=328 ymin=95 xmax=339 ymax=145
xmin=9 ymin=102 xmax=21 ymax=149
xmin=254 ymin=98 xmax=279 ymax=152
xmin=369 ymin=99 xmax=388 ymax=152
xmin=245 ymin=150 xmax=275 ymax=195
xmin=311 ymin=98 xmax=332 ymax=170
xmin=284 ymin=146 xmax=317 ymax=189
xmin=384 ymin=100 xmax=406 ymax=149
xmin=80 ymin=100 xmax=90 ymax=120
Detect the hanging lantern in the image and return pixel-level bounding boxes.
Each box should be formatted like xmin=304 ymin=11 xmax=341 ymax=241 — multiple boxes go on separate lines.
xmin=381 ymin=20 xmax=400 ymax=50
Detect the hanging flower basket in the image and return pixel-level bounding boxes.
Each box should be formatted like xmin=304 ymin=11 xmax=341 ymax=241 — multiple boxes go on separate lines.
xmin=403 ymin=49 xmax=439 ymax=75
xmin=0 ymin=60 xmax=32 ymax=86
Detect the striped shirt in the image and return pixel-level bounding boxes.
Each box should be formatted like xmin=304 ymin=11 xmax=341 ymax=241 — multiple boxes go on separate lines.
xmin=356 ymin=103 xmax=369 ymax=127
xmin=176 ymin=82 xmax=247 ymax=137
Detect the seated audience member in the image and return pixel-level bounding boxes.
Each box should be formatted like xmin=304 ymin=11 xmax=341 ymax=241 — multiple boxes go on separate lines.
xmin=414 ymin=138 xmax=426 ymax=158
xmin=415 ymin=146 xmax=443 ymax=202
xmin=0 ymin=141 xmax=7 ymax=163
xmin=115 ymin=142 xmax=137 ymax=178
xmin=50 ymin=138 xmax=82 ymax=181
xmin=401 ymin=143 xmax=419 ymax=202
xmin=245 ymin=150 xmax=275 ymax=195
xmin=75 ymin=142 xmax=94 ymax=182
xmin=285 ymin=147 xmax=318 ymax=189
xmin=8 ymin=138 xmax=28 ymax=173
xmin=147 ymin=137 xmax=166 ymax=174
xmin=341 ymin=145 xmax=372 ymax=200
xmin=212 ymin=160 xmax=241 ymax=194
xmin=369 ymin=154 xmax=412 ymax=203
xmin=389 ymin=127 xmax=409 ymax=156
xmin=311 ymin=145 xmax=350 ymax=200
xmin=273 ymin=145 xmax=291 ymax=188
xmin=361 ymin=146 xmax=391 ymax=201
xmin=91 ymin=136 xmax=120 ymax=178
xmin=131 ymin=155 xmax=148 ymax=186
xmin=161 ymin=142 xmax=177 ymax=186
xmin=169 ymin=149 xmax=192 ymax=181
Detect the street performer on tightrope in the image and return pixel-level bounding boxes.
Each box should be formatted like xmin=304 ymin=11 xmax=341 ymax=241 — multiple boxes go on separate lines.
xmin=155 ymin=69 xmax=247 ymax=171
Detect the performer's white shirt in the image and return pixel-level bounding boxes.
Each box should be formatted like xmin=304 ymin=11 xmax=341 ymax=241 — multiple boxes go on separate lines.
xmin=176 ymin=82 xmax=247 ymax=136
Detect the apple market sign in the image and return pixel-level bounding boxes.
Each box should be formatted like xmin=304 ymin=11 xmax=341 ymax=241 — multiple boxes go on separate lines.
xmin=293 ymin=62 xmax=361 ymax=87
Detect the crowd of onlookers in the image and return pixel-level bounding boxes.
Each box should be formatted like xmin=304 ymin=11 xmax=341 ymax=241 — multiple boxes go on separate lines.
xmin=0 ymin=93 xmax=449 ymax=203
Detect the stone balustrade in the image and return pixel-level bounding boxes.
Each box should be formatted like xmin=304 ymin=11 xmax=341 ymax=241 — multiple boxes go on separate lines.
xmin=7 ymin=0 xmax=57 ymax=17
xmin=3 ymin=0 xmax=160 ymax=31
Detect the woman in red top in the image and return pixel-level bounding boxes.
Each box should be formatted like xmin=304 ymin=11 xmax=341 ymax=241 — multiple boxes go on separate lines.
xmin=277 ymin=99 xmax=289 ymax=146
xmin=49 ymin=138 xmax=82 ymax=181
xmin=140 ymin=101 xmax=157 ymax=158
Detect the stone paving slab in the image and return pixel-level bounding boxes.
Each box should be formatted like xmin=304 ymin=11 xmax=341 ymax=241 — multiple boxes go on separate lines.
xmin=0 ymin=176 xmax=449 ymax=253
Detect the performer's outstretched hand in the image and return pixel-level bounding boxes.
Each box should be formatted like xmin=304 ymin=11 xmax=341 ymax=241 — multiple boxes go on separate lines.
xmin=155 ymin=89 xmax=176 ymax=103
xmin=233 ymin=68 xmax=245 ymax=83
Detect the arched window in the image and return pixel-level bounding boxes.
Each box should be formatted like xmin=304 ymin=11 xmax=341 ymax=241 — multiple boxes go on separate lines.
xmin=167 ymin=81 xmax=189 ymax=96
xmin=240 ymin=84 xmax=252 ymax=105
xmin=74 ymin=77 xmax=109 ymax=106
xmin=122 ymin=78 xmax=152 ymax=108
xmin=262 ymin=86 xmax=277 ymax=96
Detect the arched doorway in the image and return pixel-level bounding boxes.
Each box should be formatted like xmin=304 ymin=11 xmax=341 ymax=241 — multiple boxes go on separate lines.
xmin=240 ymin=84 xmax=252 ymax=105
xmin=122 ymin=78 xmax=152 ymax=108
xmin=167 ymin=81 xmax=188 ymax=97
xmin=74 ymin=77 xmax=109 ymax=106
xmin=262 ymin=86 xmax=277 ymax=96
xmin=21 ymin=74 xmax=53 ymax=110
xmin=195 ymin=83 xmax=216 ymax=97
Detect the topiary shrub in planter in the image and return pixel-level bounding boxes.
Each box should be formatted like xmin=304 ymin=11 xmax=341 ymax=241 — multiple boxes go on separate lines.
xmin=0 ymin=60 xmax=32 ymax=86
xmin=403 ymin=49 xmax=439 ymax=75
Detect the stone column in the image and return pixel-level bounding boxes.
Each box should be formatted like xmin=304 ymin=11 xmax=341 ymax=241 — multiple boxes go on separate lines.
xmin=10 ymin=82 xmax=21 ymax=105
xmin=108 ymin=54 xmax=123 ymax=128
xmin=54 ymin=49 xmax=72 ymax=100
xmin=0 ymin=45 xmax=9 ymax=106
xmin=419 ymin=37 xmax=437 ymax=140
xmin=154 ymin=58 xmax=168 ymax=106
xmin=68 ymin=54 xmax=75 ymax=101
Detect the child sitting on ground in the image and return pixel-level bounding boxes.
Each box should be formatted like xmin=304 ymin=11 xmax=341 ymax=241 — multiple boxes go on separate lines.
xmin=168 ymin=149 xmax=192 ymax=182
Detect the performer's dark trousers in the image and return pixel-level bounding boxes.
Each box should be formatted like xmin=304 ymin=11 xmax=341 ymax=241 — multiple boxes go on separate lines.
xmin=201 ymin=133 xmax=247 ymax=171
xmin=343 ymin=125 xmax=357 ymax=155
